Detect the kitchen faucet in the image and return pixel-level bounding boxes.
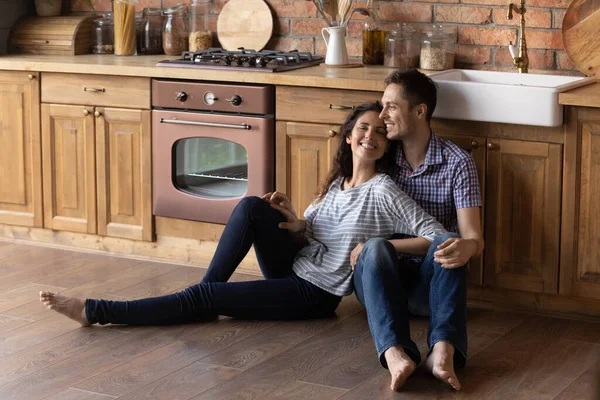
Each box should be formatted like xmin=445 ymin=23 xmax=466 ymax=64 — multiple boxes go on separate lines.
xmin=507 ymin=0 xmax=528 ymax=73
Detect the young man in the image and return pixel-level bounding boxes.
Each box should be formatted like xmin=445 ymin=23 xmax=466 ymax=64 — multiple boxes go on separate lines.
xmin=351 ymin=69 xmax=484 ymax=391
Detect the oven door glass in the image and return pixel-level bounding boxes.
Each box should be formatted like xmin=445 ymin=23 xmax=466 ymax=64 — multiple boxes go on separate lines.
xmin=173 ymin=137 xmax=248 ymax=198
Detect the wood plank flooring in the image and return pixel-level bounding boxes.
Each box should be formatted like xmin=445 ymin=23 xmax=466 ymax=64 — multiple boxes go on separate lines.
xmin=0 ymin=240 xmax=599 ymax=400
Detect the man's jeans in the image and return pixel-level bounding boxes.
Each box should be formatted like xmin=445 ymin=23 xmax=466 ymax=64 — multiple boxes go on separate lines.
xmin=353 ymin=233 xmax=467 ymax=368
xmin=86 ymin=197 xmax=341 ymax=325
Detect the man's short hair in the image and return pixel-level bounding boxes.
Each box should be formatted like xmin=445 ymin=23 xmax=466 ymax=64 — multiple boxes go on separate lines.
xmin=384 ymin=69 xmax=438 ymax=122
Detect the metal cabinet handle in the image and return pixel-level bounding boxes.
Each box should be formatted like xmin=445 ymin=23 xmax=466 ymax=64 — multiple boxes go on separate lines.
xmin=94 ymin=111 xmax=102 ymax=118
xmin=487 ymin=142 xmax=498 ymax=151
xmin=28 ymin=74 xmax=35 ymax=81
xmin=84 ymin=87 xmax=106 ymax=93
xmin=328 ymin=129 xmax=338 ymax=138
xmin=83 ymin=109 xmax=90 ymax=116
xmin=471 ymin=140 xmax=480 ymax=149
xmin=329 ymin=104 xmax=354 ymax=110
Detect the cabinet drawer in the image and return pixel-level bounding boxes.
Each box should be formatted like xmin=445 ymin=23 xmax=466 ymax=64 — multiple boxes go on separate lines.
xmin=42 ymin=73 xmax=150 ymax=109
xmin=276 ymin=86 xmax=381 ymax=124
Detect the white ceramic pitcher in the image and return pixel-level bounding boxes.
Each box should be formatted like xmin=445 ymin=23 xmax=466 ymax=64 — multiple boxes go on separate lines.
xmin=321 ymin=26 xmax=349 ymax=66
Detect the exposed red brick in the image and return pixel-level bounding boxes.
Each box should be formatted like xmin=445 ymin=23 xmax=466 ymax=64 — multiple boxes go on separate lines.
xmin=460 ymin=0 xmax=513 ymax=5
xmin=316 ymin=38 xmax=362 ymax=58
xmin=267 ymin=37 xmax=314 ymax=53
xmin=557 ymin=51 xmax=576 ymax=70
xmin=495 ymin=48 xmax=555 ymax=69
xmin=378 ymin=3 xmax=433 ymax=23
xmin=524 ymin=0 xmax=571 ymax=7
xmin=345 ymin=22 xmax=364 ymax=38
xmin=492 ymin=8 xmax=551 ymax=28
xmin=459 ymin=26 xmax=516 ymax=46
xmin=274 ymin=18 xmax=291 ymax=36
xmin=414 ymin=0 xmax=458 ymax=3
xmin=436 ymin=6 xmax=491 ymax=25
xmin=553 ymin=9 xmax=566 ymax=29
xmin=455 ymin=45 xmax=491 ymax=65
xmin=266 ymin=0 xmax=316 ymax=19
xmin=525 ymin=29 xmax=563 ymax=50
xmin=291 ymin=19 xmax=328 ymax=36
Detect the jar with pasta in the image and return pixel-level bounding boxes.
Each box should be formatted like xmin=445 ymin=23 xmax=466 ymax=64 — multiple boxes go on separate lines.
xmin=112 ymin=0 xmax=138 ymax=56
xmin=189 ymin=0 xmax=212 ymax=52
xmin=163 ymin=4 xmax=189 ymax=56
xmin=419 ymin=24 xmax=456 ymax=71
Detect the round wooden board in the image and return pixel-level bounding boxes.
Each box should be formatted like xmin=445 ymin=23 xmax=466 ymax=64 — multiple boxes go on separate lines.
xmin=217 ymin=0 xmax=273 ymax=51
xmin=562 ymin=0 xmax=600 ymax=77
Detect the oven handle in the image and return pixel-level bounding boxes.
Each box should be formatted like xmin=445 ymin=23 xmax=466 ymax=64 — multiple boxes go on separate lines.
xmin=159 ymin=118 xmax=252 ymax=130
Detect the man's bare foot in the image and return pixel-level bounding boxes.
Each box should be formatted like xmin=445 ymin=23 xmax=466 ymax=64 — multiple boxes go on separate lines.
xmin=384 ymin=346 xmax=417 ymax=391
xmin=426 ymin=341 xmax=461 ymax=390
xmin=39 ymin=291 xmax=90 ymax=327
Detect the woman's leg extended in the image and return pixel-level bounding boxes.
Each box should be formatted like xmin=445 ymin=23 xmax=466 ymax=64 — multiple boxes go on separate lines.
xmin=201 ymin=196 xmax=302 ymax=283
xmin=85 ymin=274 xmax=341 ymax=325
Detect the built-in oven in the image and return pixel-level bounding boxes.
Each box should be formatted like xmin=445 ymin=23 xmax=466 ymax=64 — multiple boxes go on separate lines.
xmin=152 ymin=79 xmax=274 ymax=224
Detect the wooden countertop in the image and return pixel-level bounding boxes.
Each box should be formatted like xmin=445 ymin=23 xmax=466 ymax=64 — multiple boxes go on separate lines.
xmin=559 ymin=81 xmax=600 ymax=107
xmin=0 ymin=54 xmax=399 ymax=92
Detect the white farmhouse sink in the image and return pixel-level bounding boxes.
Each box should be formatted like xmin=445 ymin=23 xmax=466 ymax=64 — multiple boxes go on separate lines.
xmin=429 ymin=69 xmax=595 ymax=127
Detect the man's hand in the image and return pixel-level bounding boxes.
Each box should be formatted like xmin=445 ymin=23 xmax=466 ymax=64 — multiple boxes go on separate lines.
xmin=433 ymin=238 xmax=478 ymax=269
xmin=350 ymin=242 xmax=366 ymax=270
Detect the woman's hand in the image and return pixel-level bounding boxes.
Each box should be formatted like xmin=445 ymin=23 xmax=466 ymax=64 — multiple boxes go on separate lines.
xmin=350 ymin=242 xmax=365 ymax=270
xmin=262 ymin=192 xmax=297 ymax=217
xmin=269 ymin=202 xmax=305 ymax=234
xmin=433 ymin=237 xmax=477 ymax=269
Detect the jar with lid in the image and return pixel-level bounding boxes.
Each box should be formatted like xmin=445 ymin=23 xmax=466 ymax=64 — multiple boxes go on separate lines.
xmin=384 ymin=23 xmax=420 ymax=69
xmin=163 ymin=4 xmax=189 ymax=56
xmin=419 ymin=24 xmax=456 ymax=71
xmin=112 ymin=0 xmax=137 ymax=56
xmin=93 ymin=15 xmax=114 ymax=54
xmin=139 ymin=7 xmax=163 ymax=55
xmin=362 ymin=0 xmax=384 ymax=65
xmin=189 ymin=0 xmax=212 ymax=52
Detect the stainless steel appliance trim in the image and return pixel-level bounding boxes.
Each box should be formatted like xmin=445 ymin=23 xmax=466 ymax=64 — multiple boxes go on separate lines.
xmin=159 ymin=118 xmax=252 ymax=130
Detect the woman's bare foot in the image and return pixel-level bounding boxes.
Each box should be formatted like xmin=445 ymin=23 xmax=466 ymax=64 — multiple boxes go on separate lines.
xmin=39 ymin=291 xmax=90 ymax=327
xmin=384 ymin=346 xmax=417 ymax=391
xmin=426 ymin=341 xmax=461 ymax=390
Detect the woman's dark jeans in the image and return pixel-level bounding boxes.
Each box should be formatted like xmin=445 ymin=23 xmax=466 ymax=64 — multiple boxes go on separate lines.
xmin=86 ymin=197 xmax=341 ymax=325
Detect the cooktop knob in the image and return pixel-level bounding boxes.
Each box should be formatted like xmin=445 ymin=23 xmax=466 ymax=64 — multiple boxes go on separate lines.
xmin=175 ymin=91 xmax=188 ymax=102
xmin=228 ymin=95 xmax=242 ymax=106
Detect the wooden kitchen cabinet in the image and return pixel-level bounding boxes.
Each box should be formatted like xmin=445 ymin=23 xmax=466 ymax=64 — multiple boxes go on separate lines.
xmin=41 ymin=104 xmax=97 ymax=234
xmin=560 ymin=107 xmax=600 ymax=301
xmin=484 ymin=138 xmax=562 ymax=294
xmin=0 ymin=71 xmax=43 ymax=228
xmin=276 ymin=121 xmax=340 ymax=215
xmin=41 ymin=73 xmax=153 ymax=241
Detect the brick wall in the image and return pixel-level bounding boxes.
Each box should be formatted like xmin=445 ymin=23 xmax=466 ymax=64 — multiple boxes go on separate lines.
xmin=72 ymin=0 xmax=580 ymax=75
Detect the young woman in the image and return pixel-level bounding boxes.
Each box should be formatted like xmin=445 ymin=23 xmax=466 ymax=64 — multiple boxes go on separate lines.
xmin=40 ymin=102 xmax=446 ymax=327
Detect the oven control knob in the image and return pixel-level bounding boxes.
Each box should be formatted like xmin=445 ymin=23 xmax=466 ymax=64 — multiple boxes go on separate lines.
xmin=175 ymin=91 xmax=188 ymax=102
xmin=228 ymin=95 xmax=242 ymax=106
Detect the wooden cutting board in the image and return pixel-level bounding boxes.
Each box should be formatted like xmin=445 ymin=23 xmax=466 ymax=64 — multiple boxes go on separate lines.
xmin=217 ymin=0 xmax=274 ymax=51
xmin=562 ymin=0 xmax=600 ymax=77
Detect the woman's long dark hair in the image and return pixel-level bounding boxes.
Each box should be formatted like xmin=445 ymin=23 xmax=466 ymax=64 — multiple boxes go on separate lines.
xmin=314 ymin=102 xmax=397 ymax=202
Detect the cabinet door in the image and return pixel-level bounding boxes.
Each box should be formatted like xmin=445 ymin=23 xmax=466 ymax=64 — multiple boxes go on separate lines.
xmin=41 ymin=104 xmax=97 ymax=234
xmin=485 ymin=138 xmax=562 ymax=294
xmin=562 ymin=107 xmax=600 ymax=300
xmin=276 ymin=121 xmax=339 ymax=215
xmin=436 ymin=134 xmax=486 ymax=286
xmin=0 ymin=72 xmax=43 ymax=227
xmin=96 ymin=108 xmax=153 ymax=241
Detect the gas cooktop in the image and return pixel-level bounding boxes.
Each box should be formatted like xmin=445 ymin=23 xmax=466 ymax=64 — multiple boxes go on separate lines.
xmin=156 ymin=47 xmax=324 ymax=72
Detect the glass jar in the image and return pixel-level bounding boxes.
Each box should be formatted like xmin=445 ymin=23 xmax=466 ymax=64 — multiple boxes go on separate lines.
xmin=189 ymin=0 xmax=212 ymax=52
xmin=362 ymin=0 xmax=384 ymax=65
xmin=139 ymin=7 xmax=163 ymax=55
xmin=93 ymin=15 xmax=114 ymax=54
xmin=384 ymin=23 xmax=420 ymax=70
xmin=112 ymin=0 xmax=137 ymax=56
xmin=419 ymin=24 xmax=456 ymax=71
xmin=163 ymin=4 xmax=189 ymax=56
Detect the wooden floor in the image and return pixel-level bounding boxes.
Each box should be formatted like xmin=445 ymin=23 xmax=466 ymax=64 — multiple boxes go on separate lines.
xmin=0 ymin=240 xmax=599 ymax=400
